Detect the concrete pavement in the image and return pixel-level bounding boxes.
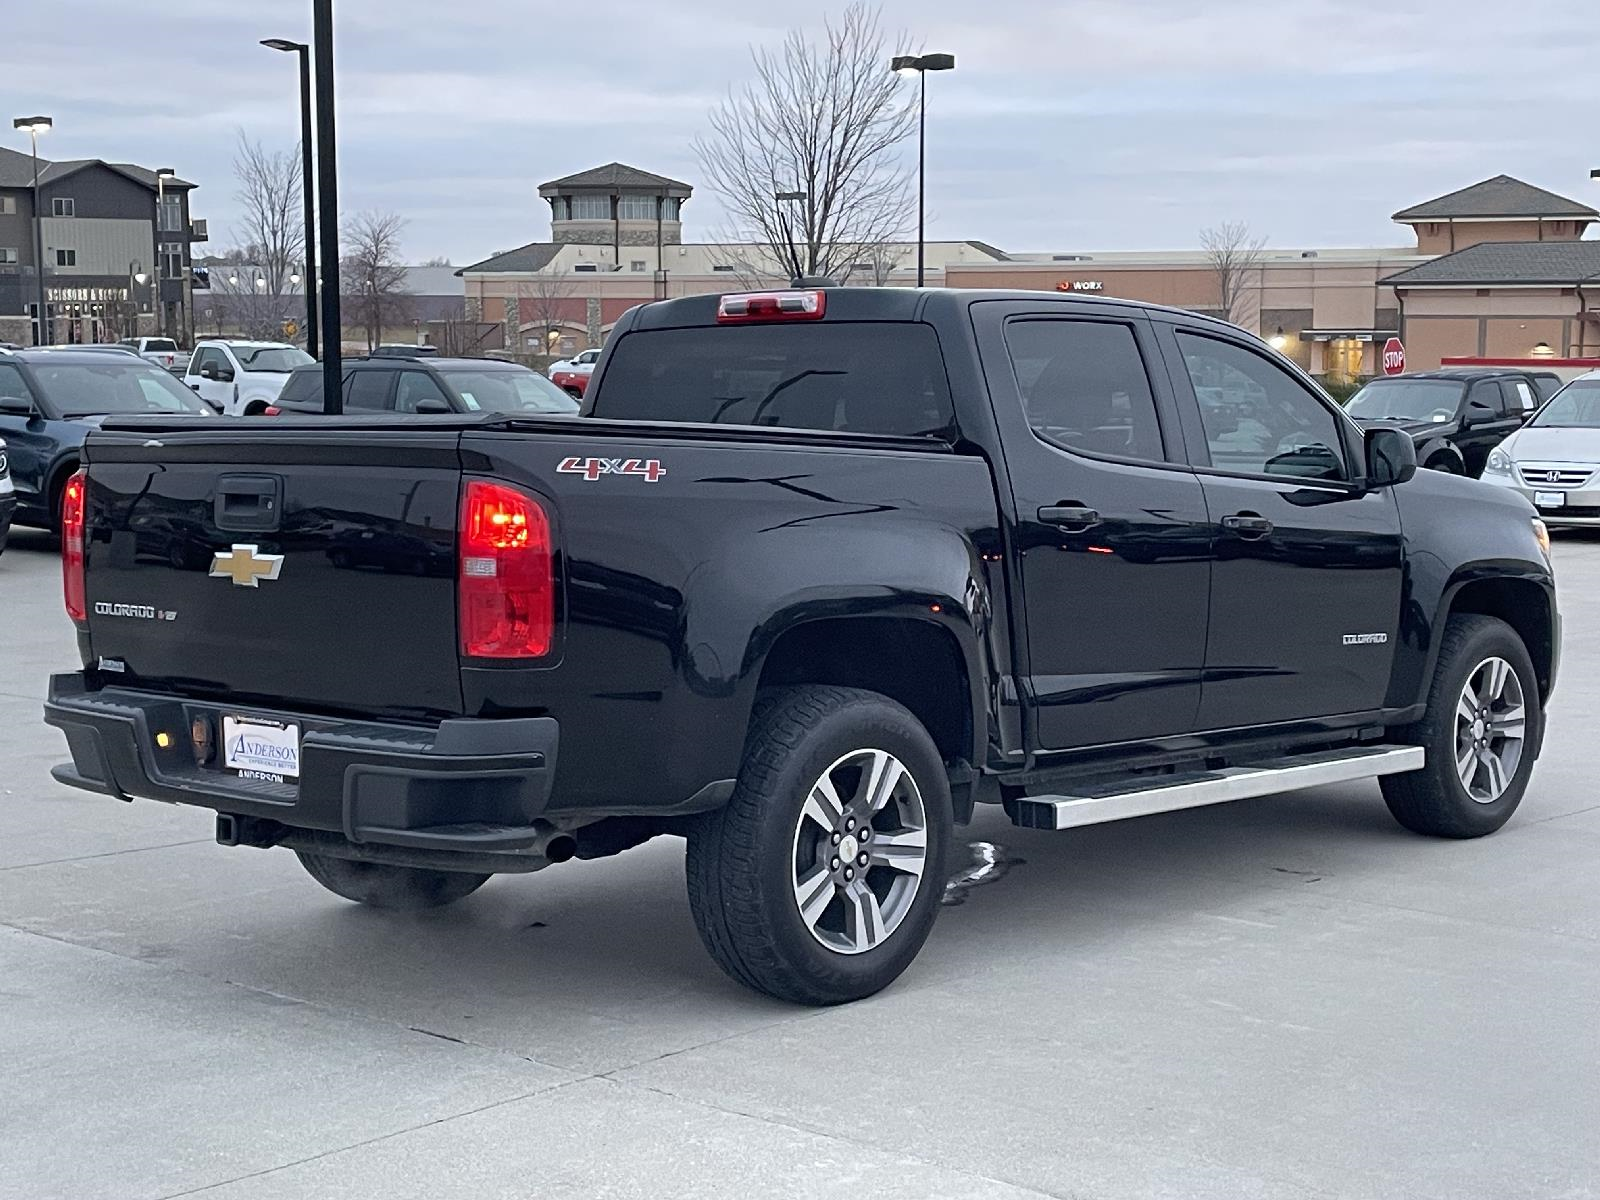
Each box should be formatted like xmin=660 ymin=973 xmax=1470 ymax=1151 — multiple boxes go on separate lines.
xmin=2 ymin=525 xmax=1598 ymax=1199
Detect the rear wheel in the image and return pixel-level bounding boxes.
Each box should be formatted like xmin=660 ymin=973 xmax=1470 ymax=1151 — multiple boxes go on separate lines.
xmin=1425 ymin=455 xmax=1462 ymax=475
xmin=296 ymin=852 xmax=490 ymax=910
xmin=685 ymin=685 xmax=952 ymax=1005
xmin=1381 ymin=614 xmax=1541 ymax=838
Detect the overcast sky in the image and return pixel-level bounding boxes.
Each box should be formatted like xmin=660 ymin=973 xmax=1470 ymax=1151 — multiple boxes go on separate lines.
xmin=8 ymin=0 xmax=1597 ymax=264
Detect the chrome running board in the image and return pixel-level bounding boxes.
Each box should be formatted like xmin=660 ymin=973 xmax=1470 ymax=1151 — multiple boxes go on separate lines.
xmin=1008 ymin=745 xmax=1425 ymax=831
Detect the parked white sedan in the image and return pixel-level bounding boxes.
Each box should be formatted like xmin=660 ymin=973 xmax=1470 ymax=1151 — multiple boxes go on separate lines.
xmin=1482 ymin=370 xmax=1600 ymax=526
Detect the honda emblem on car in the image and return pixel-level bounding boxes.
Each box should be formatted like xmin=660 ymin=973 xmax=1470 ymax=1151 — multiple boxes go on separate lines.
xmin=210 ymin=544 xmax=285 ymax=587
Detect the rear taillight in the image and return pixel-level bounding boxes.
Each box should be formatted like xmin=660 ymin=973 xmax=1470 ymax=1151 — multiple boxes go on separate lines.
xmin=459 ymin=479 xmax=554 ymax=658
xmin=717 ymin=290 xmax=826 ymax=323
xmin=62 ymin=467 xmax=88 ymax=624
xmin=262 ymin=406 xmax=282 ymax=416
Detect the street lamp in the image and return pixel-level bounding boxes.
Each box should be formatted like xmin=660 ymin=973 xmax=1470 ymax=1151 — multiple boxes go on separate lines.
xmin=889 ymin=53 xmax=954 ymax=288
xmin=13 ymin=115 xmax=53 ymax=344
xmin=154 ymin=167 xmax=176 ymax=339
xmin=128 ymin=261 xmax=146 ymax=339
xmin=775 ymin=190 xmax=807 ymax=284
xmin=261 ymin=37 xmax=318 ymax=358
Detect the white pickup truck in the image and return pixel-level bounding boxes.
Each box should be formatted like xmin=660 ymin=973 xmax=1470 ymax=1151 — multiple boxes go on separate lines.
xmin=117 ymin=337 xmax=184 ymax=372
xmin=184 ymin=340 xmax=314 ymax=416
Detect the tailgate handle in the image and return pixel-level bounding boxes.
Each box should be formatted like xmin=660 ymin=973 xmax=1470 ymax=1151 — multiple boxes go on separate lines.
xmin=215 ymin=475 xmax=282 ymax=533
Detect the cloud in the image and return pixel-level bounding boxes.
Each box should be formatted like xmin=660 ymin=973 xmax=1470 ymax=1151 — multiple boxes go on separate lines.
xmin=6 ymin=0 xmax=1595 ymax=259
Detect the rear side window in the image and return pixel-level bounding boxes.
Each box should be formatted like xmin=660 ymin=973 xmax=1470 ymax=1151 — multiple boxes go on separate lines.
xmin=345 ymin=369 xmax=395 ymax=411
xmin=277 ymin=369 xmax=323 ymax=405
xmin=1499 ymin=379 xmax=1537 ymax=415
xmin=591 ymin=322 xmax=955 ymax=438
xmin=1004 ymin=319 xmax=1166 ymax=463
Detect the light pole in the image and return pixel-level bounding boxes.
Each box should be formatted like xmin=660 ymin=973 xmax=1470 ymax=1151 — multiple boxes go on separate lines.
xmin=775 ymin=190 xmax=807 ymax=284
xmin=154 ymin=167 xmax=175 ymax=338
xmin=13 ymin=115 xmax=52 ymax=344
xmin=127 ymin=262 xmax=147 ymax=340
xmin=261 ymin=38 xmax=318 ymax=358
xmin=889 ymin=53 xmax=954 ymax=288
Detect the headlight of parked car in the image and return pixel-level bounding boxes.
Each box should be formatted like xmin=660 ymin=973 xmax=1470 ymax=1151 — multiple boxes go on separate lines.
xmin=1485 ymin=447 xmax=1512 ymax=476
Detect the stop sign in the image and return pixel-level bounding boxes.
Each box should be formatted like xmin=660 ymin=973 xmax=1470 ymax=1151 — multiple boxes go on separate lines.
xmin=1382 ymin=337 xmax=1406 ymax=376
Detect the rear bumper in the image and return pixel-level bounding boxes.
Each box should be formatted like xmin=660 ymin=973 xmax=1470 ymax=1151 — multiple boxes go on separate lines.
xmin=44 ymin=673 xmax=560 ymax=854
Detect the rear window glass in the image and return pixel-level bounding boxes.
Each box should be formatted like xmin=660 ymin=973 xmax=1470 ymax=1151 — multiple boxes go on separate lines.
xmin=277 ymin=368 xmax=323 ymax=405
xmin=591 ymin=322 xmax=955 ymax=438
xmin=143 ymin=339 xmax=178 ymax=353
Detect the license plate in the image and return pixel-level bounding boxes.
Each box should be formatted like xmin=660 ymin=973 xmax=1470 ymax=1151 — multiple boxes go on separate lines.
xmin=222 ymin=715 xmax=300 ymax=781
xmin=1535 ymin=491 xmax=1565 ymax=508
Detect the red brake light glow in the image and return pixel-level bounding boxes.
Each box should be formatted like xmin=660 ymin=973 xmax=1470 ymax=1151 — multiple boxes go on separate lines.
xmin=459 ymin=479 xmax=554 ymax=658
xmin=717 ymin=290 xmax=826 ymax=323
xmin=62 ymin=467 xmax=88 ymax=623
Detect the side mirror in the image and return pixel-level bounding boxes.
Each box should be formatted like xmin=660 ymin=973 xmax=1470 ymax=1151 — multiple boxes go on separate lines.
xmin=412 ymin=398 xmax=451 ymax=414
xmin=197 ymin=362 xmax=217 ymax=380
xmin=1365 ymin=427 xmax=1417 ymax=488
xmin=215 ymin=364 xmax=235 ymax=383
xmin=0 ymin=395 xmax=35 ymax=416
xmin=1463 ymin=399 xmax=1496 ymax=427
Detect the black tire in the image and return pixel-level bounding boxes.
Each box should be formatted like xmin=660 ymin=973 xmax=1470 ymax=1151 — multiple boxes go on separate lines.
xmin=1425 ymin=455 xmax=1462 ymax=475
xmin=685 ymin=685 xmax=953 ymax=1006
xmin=295 ymin=852 xmax=490 ymax=910
xmin=1381 ymin=614 xmax=1542 ymax=838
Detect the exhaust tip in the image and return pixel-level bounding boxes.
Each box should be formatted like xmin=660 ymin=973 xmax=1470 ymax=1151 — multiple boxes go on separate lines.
xmin=544 ymin=834 xmax=577 ymax=864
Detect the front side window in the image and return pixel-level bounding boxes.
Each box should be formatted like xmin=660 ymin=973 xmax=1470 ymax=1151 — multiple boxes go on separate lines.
xmin=1466 ymin=379 xmax=1503 ymax=417
xmin=394 ymin=370 xmax=451 ymax=412
xmin=1176 ymin=331 xmax=1348 ymax=482
xmin=1004 ymin=319 xmax=1166 ymax=464
xmin=440 ymin=368 xmax=578 ymax=415
xmin=0 ymin=363 xmax=32 ymax=405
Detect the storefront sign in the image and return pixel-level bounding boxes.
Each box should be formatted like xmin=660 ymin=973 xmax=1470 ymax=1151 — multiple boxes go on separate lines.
xmin=1055 ymin=280 xmax=1105 ymax=293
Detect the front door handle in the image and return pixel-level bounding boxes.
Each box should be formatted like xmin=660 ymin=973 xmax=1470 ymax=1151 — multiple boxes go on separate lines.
xmin=1221 ymin=512 xmax=1273 ymax=540
xmin=1038 ymin=504 xmax=1101 ymax=530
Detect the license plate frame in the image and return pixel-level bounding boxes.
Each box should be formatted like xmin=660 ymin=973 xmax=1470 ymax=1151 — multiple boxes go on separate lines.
xmin=1535 ymin=491 xmax=1565 ymax=508
xmin=221 ymin=715 xmax=301 ymax=781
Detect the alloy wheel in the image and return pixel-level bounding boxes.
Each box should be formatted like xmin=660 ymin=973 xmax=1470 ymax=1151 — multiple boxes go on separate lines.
xmin=1454 ymin=656 xmax=1527 ymax=804
xmin=789 ymin=748 xmax=928 ymax=955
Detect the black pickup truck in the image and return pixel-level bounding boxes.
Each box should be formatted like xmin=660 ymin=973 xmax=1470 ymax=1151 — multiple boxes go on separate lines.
xmin=45 ymin=287 xmax=1558 ymax=1005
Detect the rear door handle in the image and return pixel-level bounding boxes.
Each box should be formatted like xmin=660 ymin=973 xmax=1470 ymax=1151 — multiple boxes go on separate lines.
xmin=215 ymin=474 xmax=283 ymax=533
xmin=1221 ymin=512 xmax=1273 ymax=540
xmin=1038 ymin=505 xmax=1101 ymax=530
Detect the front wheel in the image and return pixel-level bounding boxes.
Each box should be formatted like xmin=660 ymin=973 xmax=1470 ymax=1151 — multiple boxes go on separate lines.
xmin=686 ymin=686 xmax=952 ymax=1005
xmin=1381 ymin=614 xmax=1542 ymax=838
xmin=296 ymin=852 xmax=490 ymax=910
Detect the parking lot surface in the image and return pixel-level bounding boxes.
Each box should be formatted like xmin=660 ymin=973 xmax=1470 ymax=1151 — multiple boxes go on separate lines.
xmin=3 ymin=526 xmax=1598 ymax=1199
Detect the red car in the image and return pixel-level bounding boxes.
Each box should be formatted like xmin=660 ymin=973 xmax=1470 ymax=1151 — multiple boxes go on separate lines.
xmin=547 ymin=348 xmax=600 ymax=397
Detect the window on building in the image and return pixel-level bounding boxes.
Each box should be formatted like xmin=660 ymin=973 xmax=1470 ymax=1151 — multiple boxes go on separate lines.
xmin=160 ymin=242 xmax=183 ymax=279
xmin=630 ymin=260 xmax=647 ymax=272
xmin=0 ymin=197 xmax=15 ymax=215
xmin=0 ymin=248 xmax=17 ymax=264
xmin=55 ymin=248 xmax=76 ymax=267
xmin=617 ymin=195 xmax=658 ymax=220
xmin=52 ymin=197 xmax=74 ymax=217
xmin=660 ymin=198 xmax=680 ymax=221
xmin=712 ymin=264 xmax=736 ymax=273
xmin=573 ymin=262 xmax=599 ymax=273
xmin=1175 ymin=331 xmax=1348 ymax=481
xmin=158 ymin=195 xmax=183 ymax=233
xmin=1006 ymin=319 xmax=1168 ymax=464
xmin=568 ymin=195 xmax=611 ymax=220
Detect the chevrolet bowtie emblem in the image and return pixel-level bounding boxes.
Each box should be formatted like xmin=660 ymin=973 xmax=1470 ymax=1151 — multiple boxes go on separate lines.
xmin=210 ymin=544 xmax=285 ymax=587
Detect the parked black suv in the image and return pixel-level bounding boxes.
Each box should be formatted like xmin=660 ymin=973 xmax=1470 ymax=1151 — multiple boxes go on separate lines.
xmin=1345 ymin=369 xmax=1544 ymax=476
xmin=267 ymin=357 xmax=579 ymax=416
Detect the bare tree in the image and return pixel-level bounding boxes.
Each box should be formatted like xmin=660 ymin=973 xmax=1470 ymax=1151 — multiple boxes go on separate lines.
xmin=1200 ymin=221 xmax=1268 ymax=328
xmin=342 ymin=210 xmax=410 ymax=350
xmin=418 ymin=255 xmax=452 ymax=268
xmin=514 ymin=271 xmax=579 ymax=354
xmin=231 ymin=133 xmax=303 ymax=304
xmin=694 ymin=3 xmax=915 ymax=284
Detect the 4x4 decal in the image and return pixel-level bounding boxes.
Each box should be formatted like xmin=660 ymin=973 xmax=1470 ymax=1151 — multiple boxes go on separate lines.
xmin=557 ymin=456 xmax=667 ymax=483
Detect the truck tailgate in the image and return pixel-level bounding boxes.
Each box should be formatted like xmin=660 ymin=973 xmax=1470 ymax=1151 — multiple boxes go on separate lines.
xmin=83 ymin=426 xmax=465 ymax=718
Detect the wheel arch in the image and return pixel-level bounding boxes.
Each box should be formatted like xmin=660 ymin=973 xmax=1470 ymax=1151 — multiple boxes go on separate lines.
xmin=1441 ymin=576 xmax=1556 ymax=701
xmin=1417 ymin=437 xmax=1465 ymax=473
xmin=752 ymin=613 xmax=985 ymax=773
